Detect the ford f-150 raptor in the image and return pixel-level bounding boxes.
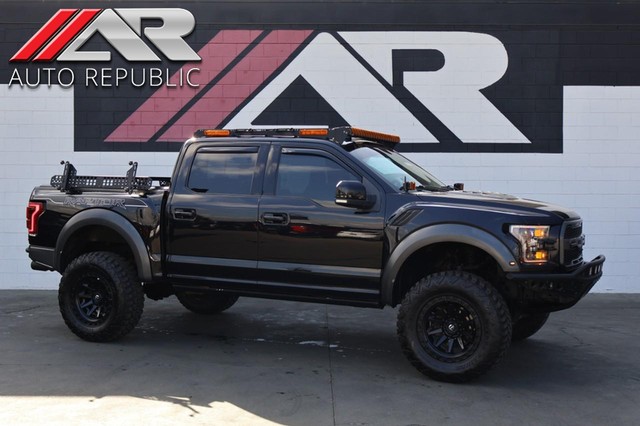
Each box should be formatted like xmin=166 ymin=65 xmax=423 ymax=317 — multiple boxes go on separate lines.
xmin=26 ymin=126 xmax=604 ymax=382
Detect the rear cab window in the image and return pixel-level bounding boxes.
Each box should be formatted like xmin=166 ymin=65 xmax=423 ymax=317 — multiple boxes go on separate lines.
xmin=188 ymin=149 xmax=259 ymax=194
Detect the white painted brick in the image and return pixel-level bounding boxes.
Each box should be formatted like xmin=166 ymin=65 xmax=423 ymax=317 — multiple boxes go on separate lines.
xmin=587 ymin=234 xmax=616 ymax=248
xmin=592 ymin=208 xmax=640 ymax=222
xmin=628 ymin=222 xmax=640 ymax=235
xmin=99 ymin=152 xmax=140 ymax=166
xmin=4 ymin=191 xmax=31 ymax=206
xmin=585 ymin=221 xmax=629 ymax=235
xmin=559 ymin=153 xmax=591 ymax=166
xmin=0 ymin=124 xmax=24 ymax=140
xmin=2 ymin=206 xmax=25 ymax=220
xmin=32 ymin=111 xmax=70 ymax=126
xmin=0 ymin=260 xmax=20 ymax=274
xmin=27 ymin=273 xmax=60 ymax=289
xmin=6 ymin=110 xmax=38 ymax=125
xmin=565 ymin=112 xmax=605 ymax=126
xmin=588 ymin=99 xmax=620 ymax=113
xmin=614 ymin=235 xmax=640 ymax=249
xmin=4 ymin=249 xmax=28 ymax=261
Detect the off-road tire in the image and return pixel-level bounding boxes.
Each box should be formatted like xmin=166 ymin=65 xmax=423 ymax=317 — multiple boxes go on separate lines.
xmin=512 ymin=312 xmax=550 ymax=341
xmin=58 ymin=251 xmax=144 ymax=342
xmin=397 ymin=271 xmax=512 ymax=383
xmin=176 ymin=291 xmax=239 ymax=315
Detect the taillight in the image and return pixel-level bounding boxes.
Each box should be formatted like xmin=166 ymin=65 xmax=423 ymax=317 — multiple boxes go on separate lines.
xmin=26 ymin=201 xmax=44 ymax=236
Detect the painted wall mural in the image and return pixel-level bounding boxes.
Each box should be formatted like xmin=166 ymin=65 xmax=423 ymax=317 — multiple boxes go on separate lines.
xmin=2 ymin=1 xmax=639 ymax=154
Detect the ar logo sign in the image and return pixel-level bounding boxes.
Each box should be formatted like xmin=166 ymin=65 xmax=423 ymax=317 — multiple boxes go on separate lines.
xmin=228 ymin=32 xmax=531 ymax=145
xmin=10 ymin=8 xmax=200 ymax=62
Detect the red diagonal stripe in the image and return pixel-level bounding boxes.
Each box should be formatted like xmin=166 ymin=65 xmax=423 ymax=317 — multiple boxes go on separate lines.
xmin=10 ymin=9 xmax=78 ymax=62
xmin=105 ymin=30 xmax=263 ymax=143
xmin=33 ymin=9 xmax=101 ymax=62
xmin=158 ymin=30 xmax=312 ymax=142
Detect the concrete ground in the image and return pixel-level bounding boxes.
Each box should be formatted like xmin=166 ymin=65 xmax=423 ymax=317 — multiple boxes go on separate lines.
xmin=0 ymin=291 xmax=638 ymax=426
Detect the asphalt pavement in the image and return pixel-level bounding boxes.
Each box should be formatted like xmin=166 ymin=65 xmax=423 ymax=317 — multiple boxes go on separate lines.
xmin=0 ymin=290 xmax=639 ymax=426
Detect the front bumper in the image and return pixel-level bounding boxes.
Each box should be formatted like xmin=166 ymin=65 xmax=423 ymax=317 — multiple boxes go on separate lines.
xmin=505 ymin=255 xmax=605 ymax=312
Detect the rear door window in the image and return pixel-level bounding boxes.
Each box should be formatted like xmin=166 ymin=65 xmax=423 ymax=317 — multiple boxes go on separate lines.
xmin=188 ymin=151 xmax=258 ymax=194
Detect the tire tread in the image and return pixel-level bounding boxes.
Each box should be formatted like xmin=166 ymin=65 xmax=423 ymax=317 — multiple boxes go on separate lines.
xmin=58 ymin=251 xmax=144 ymax=342
xmin=397 ymin=271 xmax=512 ymax=382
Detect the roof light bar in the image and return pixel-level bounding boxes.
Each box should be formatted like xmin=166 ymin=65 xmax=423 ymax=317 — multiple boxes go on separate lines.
xmin=350 ymin=127 xmax=400 ymax=144
xmin=193 ymin=126 xmax=401 ymax=146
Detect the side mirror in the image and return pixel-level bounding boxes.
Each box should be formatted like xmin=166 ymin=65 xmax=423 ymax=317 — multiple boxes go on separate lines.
xmin=453 ymin=182 xmax=464 ymax=191
xmin=335 ymin=180 xmax=375 ymax=209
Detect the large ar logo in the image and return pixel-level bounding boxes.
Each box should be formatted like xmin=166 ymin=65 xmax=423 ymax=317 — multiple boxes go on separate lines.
xmin=10 ymin=8 xmax=200 ymax=62
xmin=95 ymin=30 xmax=555 ymax=152
xmin=228 ymin=32 xmax=529 ymax=146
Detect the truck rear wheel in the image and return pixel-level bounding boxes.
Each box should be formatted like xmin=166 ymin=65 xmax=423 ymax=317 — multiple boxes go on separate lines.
xmin=58 ymin=251 xmax=144 ymax=342
xmin=397 ymin=271 xmax=512 ymax=382
xmin=512 ymin=312 xmax=550 ymax=341
xmin=176 ymin=291 xmax=239 ymax=315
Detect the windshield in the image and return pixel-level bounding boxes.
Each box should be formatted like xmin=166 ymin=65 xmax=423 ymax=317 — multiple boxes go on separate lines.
xmin=350 ymin=147 xmax=447 ymax=191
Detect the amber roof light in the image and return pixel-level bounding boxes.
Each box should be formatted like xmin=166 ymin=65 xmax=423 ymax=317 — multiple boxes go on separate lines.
xmin=202 ymin=129 xmax=231 ymax=137
xmin=299 ymin=128 xmax=329 ymax=137
xmin=351 ymin=127 xmax=401 ymax=144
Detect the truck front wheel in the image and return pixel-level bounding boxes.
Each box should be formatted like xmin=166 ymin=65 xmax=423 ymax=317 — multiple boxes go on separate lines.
xmin=58 ymin=251 xmax=144 ymax=342
xmin=176 ymin=291 xmax=239 ymax=315
xmin=397 ymin=271 xmax=512 ymax=382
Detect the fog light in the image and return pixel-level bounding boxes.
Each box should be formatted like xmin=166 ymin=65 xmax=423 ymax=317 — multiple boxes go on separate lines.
xmin=534 ymin=251 xmax=548 ymax=261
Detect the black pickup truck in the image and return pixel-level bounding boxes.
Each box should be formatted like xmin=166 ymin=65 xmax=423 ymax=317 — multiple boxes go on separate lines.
xmin=26 ymin=127 xmax=604 ymax=382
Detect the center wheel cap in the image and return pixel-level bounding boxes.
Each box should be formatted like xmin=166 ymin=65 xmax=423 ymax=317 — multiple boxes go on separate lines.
xmin=442 ymin=319 xmax=461 ymax=337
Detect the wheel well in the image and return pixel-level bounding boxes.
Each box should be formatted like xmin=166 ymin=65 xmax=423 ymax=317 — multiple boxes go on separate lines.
xmin=60 ymin=225 xmax=135 ymax=273
xmin=392 ymin=242 xmax=506 ymax=306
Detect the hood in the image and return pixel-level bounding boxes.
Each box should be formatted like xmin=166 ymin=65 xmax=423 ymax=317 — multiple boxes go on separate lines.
xmin=416 ymin=190 xmax=580 ymax=220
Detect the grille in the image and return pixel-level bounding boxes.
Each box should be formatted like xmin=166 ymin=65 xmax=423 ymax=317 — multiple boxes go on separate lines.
xmin=564 ymin=246 xmax=583 ymax=266
xmin=562 ymin=220 xmax=584 ymax=267
xmin=564 ymin=220 xmax=583 ymax=239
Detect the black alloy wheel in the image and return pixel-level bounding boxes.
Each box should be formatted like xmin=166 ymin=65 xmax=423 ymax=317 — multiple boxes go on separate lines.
xmin=72 ymin=274 xmax=114 ymax=325
xmin=397 ymin=271 xmax=512 ymax=382
xmin=419 ymin=296 xmax=482 ymax=362
xmin=59 ymin=251 xmax=144 ymax=342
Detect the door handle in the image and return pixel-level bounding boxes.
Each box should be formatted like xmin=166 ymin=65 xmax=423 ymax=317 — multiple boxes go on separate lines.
xmin=173 ymin=208 xmax=196 ymax=221
xmin=261 ymin=212 xmax=289 ymax=225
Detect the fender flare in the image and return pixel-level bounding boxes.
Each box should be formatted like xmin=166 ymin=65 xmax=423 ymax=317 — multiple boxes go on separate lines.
xmin=381 ymin=224 xmax=519 ymax=306
xmin=54 ymin=208 xmax=153 ymax=281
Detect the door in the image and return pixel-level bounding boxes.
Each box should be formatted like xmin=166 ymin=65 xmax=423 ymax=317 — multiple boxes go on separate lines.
xmin=166 ymin=145 xmax=266 ymax=289
xmin=257 ymin=145 xmax=385 ymax=304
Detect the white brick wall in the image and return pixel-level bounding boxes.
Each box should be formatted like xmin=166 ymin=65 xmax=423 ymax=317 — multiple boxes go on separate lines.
xmin=0 ymin=84 xmax=637 ymax=291
xmin=0 ymin=85 xmax=178 ymax=290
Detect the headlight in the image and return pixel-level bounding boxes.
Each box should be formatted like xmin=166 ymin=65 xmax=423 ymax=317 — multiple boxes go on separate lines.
xmin=509 ymin=225 xmax=551 ymax=264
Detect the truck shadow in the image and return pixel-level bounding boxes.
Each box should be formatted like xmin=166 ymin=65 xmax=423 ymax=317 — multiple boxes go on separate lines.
xmin=2 ymin=292 xmax=640 ymax=424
